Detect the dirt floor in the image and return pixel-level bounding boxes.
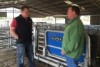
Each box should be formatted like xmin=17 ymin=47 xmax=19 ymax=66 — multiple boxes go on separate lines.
xmin=0 ymin=49 xmax=53 ymax=67
xmin=0 ymin=48 xmax=100 ymax=67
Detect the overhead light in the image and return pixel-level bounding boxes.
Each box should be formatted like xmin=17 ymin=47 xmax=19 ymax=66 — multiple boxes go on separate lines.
xmin=64 ymin=0 xmax=85 ymax=10
xmin=81 ymin=7 xmax=85 ymax=10
xmin=0 ymin=0 xmax=26 ymax=5
xmin=65 ymin=0 xmax=79 ymax=6
xmin=20 ymin=0 xmax=26 ymax=1
xmin=15 ymin=1 xmax=18 ymax=4
xmin=72 ymin=4 xmax=79 ymax=6
xmin=65 ymin=1 xmax=73 ymax=5
xmin=5 ymin=2 xmax=9 ymax=4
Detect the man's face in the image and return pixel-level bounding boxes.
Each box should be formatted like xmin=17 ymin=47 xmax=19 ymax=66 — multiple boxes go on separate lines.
xmin=67 ymin=7 xmax=75 ymax=20
xmin=21 ymin=8 xmax=30 ymax=18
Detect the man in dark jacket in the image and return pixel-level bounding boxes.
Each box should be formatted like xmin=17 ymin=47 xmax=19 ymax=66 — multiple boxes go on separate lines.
xmin=10 ymin=5 xmax=35 ymax=67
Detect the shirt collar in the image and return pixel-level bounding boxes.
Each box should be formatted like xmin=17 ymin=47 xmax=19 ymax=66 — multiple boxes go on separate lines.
xmin=69 ymin=16 xmax=80 ymax=24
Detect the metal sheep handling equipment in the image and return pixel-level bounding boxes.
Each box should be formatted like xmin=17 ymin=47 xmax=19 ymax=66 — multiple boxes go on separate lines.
xmin=33 ymin=22 xmax=91 ymax=67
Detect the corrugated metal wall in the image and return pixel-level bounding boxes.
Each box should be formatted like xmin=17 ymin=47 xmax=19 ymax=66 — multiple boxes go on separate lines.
xmin=90 ymin=16 xmax=100 ymax=56
xmin=91 ymin=16 xmax=100 ymax=25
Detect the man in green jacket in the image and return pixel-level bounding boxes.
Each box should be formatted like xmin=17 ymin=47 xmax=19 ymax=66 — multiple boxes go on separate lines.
xmin=61 ymin=6 xmax=85 ymax=67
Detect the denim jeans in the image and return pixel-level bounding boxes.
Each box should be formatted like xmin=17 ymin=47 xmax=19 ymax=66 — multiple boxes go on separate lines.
xmin=65 ymin=56 xmax=78 ymax=67
xmin=16 ymin=43 xmax=35 ymax=67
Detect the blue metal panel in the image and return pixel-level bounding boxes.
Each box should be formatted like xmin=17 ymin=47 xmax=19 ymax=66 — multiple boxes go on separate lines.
xmin=46 ymin=31 xmax=63 ymax=48
xmin=47 ymin=47 xmax=64 ymax=58
xmin=46 ymin=30 xmax=86 ymax=63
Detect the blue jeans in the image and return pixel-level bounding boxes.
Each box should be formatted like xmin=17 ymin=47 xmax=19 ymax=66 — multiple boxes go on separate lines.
xmin=65 ymin=56 xmax=78 ymax=67
xmin=16 ymin=43 xmax=35 ymax=67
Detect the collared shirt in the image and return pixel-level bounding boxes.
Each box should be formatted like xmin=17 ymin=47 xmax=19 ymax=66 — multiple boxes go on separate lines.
xmin=62 ymin=16 xmax=85 ymax=59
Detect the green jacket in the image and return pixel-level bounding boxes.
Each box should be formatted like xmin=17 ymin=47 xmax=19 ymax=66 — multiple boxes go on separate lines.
xmin=62 ymin=17 xmax=85 ymax=59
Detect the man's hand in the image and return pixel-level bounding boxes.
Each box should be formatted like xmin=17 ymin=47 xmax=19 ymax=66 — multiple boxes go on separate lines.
xmin=10 ymin=27 xmax=18 ymax=39
xmin=14 ymin=36 xmax=18 ymax=39
xmin=61 ymin=50 xmax=65 ymax=55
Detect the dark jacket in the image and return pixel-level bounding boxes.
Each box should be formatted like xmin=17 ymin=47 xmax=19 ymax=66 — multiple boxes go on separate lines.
xmin=15 ymin=15 xmax=33 ymax=44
